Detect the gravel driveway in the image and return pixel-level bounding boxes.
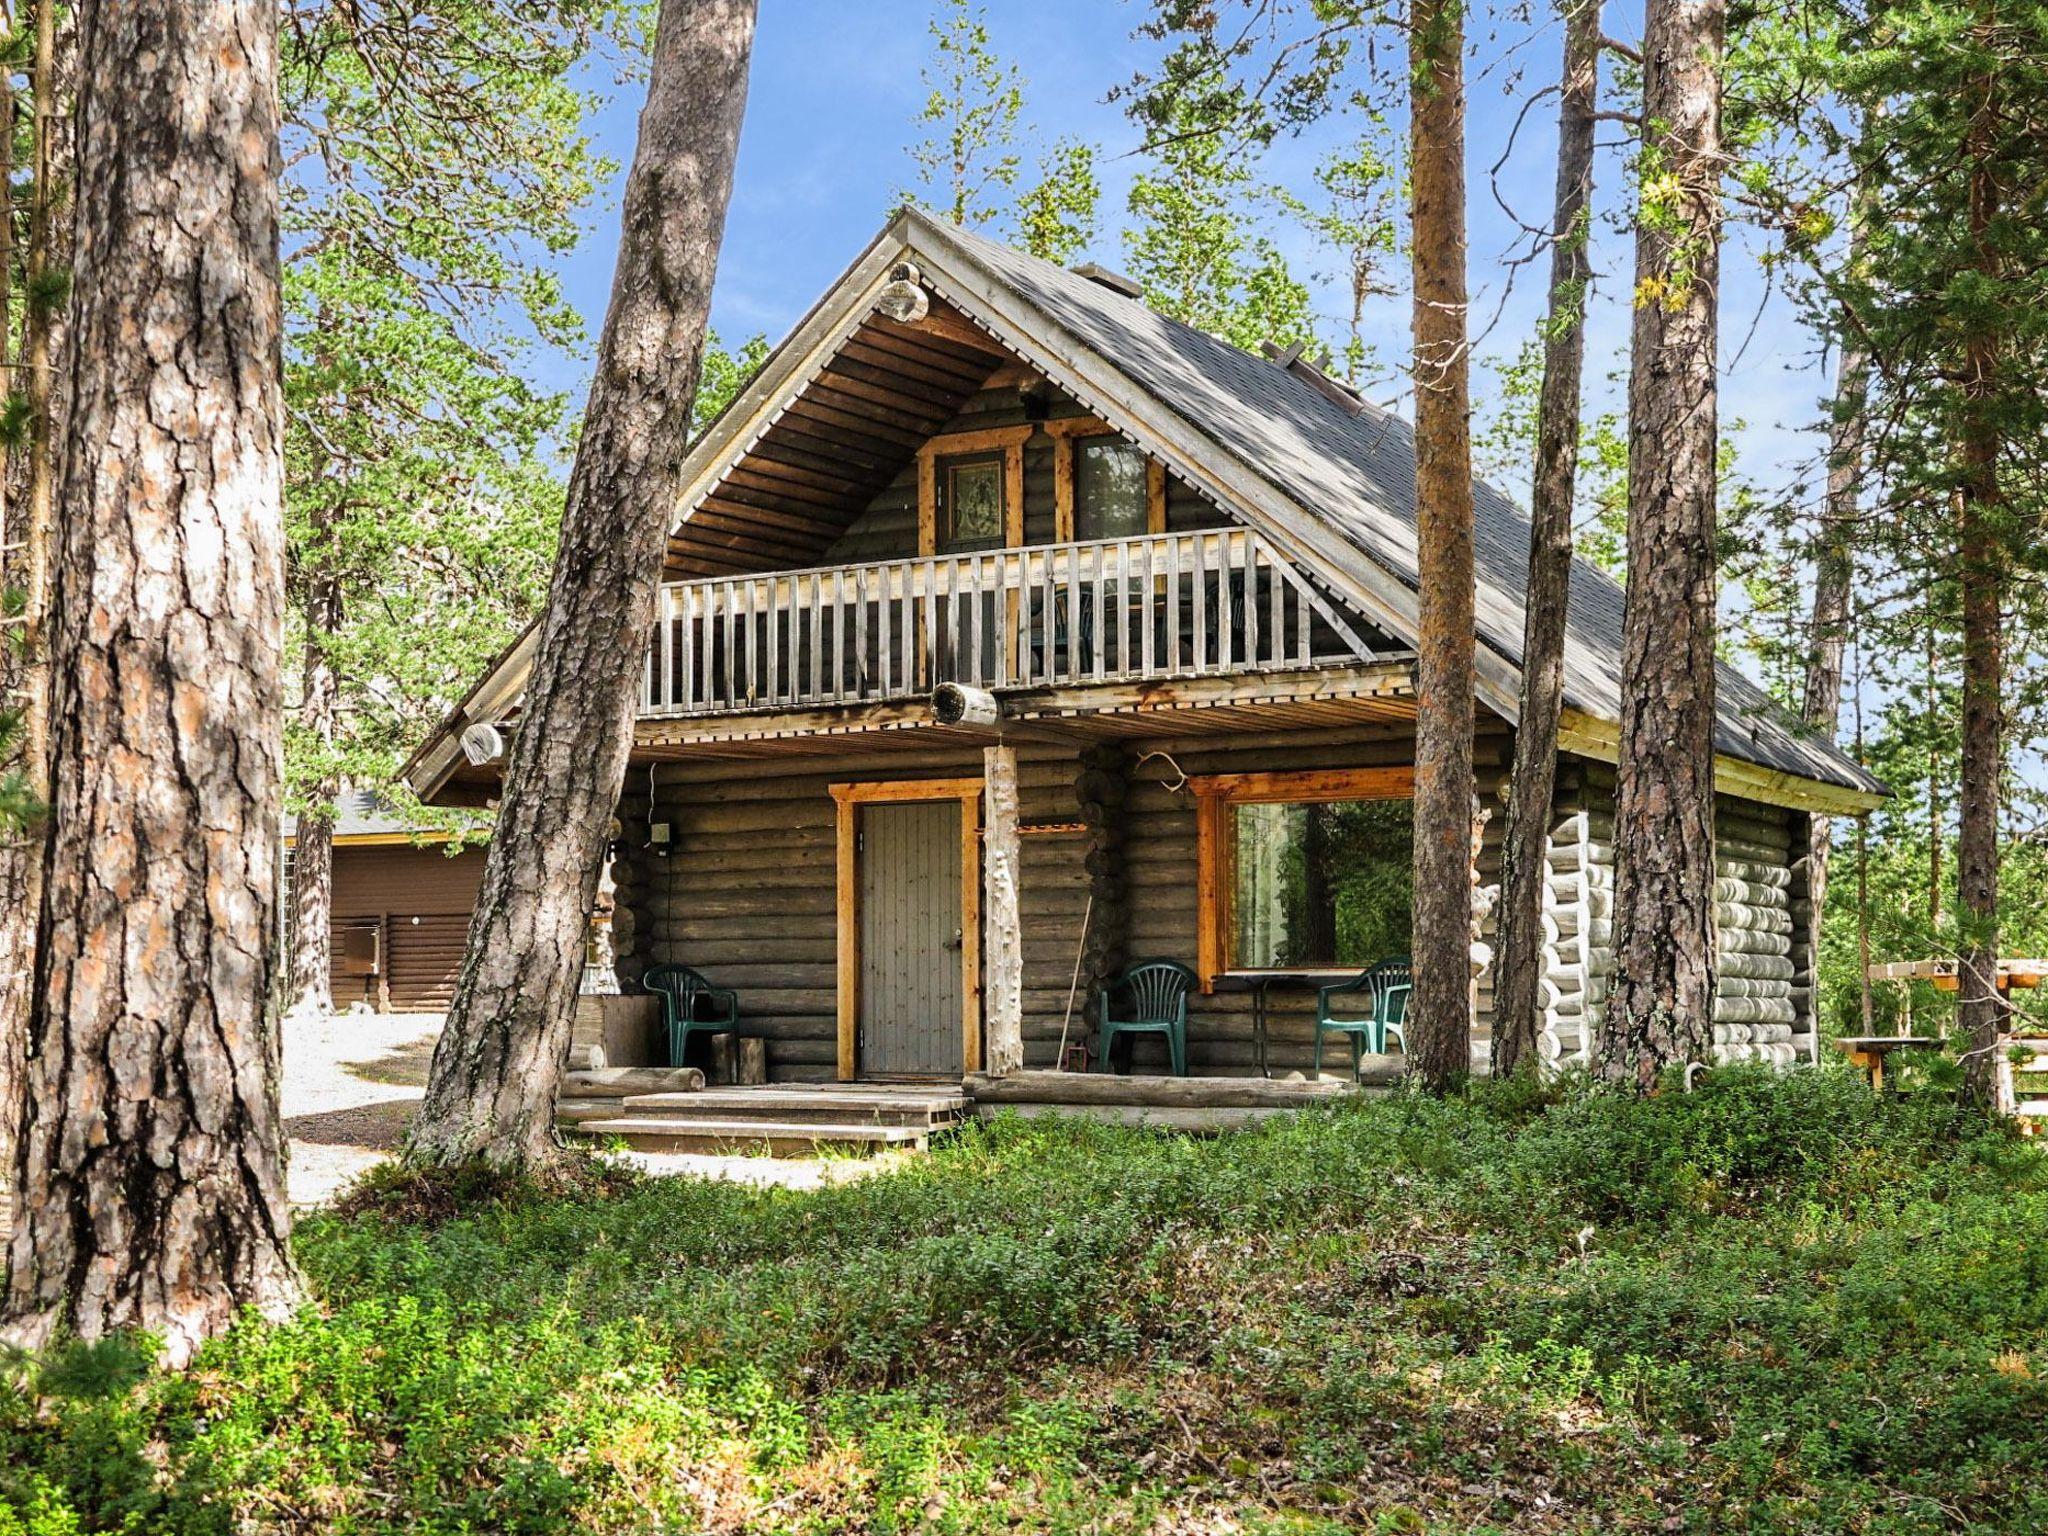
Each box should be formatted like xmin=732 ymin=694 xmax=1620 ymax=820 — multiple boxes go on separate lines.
xmin=282 ymin=1008 xmax=440 ymax=1208
xmin=282 ymin=1009 xmax=887 ymax=1206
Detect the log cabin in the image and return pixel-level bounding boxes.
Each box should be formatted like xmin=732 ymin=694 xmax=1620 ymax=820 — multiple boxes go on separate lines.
xmin=405 ymin=208 xmax=1885 ymax=1095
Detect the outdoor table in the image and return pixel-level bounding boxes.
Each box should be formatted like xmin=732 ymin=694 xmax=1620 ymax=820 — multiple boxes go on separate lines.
xmin=1832 ymin=1035 xmax=1944 ymax=1092
xmin=1214 ymin=969 xmax=1361 ymax=1077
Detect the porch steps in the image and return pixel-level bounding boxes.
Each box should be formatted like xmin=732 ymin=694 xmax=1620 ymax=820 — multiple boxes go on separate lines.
xmin=573 ymin=1116 xmax=933 ymax=1156
xmin=574 ymin=1083 xmax=974 ymax=1156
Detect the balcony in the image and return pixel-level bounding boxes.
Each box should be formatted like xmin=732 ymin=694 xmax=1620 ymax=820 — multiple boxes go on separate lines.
xmin=640 ymin=527 xmax=1381 ymax=719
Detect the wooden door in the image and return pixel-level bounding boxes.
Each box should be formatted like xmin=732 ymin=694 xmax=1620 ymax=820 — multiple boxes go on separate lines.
xmin=858 ymin=800 xmax=965 ymax=1078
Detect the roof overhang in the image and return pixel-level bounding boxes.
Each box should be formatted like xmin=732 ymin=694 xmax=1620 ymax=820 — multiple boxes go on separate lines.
xmin=1558 ymin=707 xmax=1886 ymax=816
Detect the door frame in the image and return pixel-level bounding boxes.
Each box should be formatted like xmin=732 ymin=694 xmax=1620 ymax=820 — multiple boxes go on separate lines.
xmin=830 ymin=776 xmax=983 ymax=1081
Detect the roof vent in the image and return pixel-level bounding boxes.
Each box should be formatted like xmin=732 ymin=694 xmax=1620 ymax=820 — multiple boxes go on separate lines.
xmin=1070 ymin=261 xmax=1142 ymax=299
xmin=1260 ymin=340 xmax=1367 ymax=418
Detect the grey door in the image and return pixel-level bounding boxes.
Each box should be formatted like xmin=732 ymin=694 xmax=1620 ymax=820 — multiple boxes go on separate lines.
xmin=859 ymin=800 xmax=965 ymax=1078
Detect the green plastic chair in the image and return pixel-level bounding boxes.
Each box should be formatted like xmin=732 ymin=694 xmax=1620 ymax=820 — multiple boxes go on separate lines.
xmin=1314 ymin=958 xmax=1411 ymax=1081
xmin=641 ymin=963 xmax=739 ymax=1069
xmin=1095 ymin=958 xmax=1195 ymax=1076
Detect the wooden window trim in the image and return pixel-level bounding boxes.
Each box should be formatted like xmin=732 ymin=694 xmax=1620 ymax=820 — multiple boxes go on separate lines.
xmin=1047 ymin=416 xmax=1168 ymax=542
xmin=829 ymin=777 xmax=985 ymax=1080
xmin=917 ymin=425 xmax=1031 ymax=556
xmin=1190 ymin=765 xmax=1416 ymax=991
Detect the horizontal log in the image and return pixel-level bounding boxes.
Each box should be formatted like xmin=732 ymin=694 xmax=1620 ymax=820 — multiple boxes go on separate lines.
xmin=563 ymin=1066 xmax=705 ymax=1095
xmin=965 ymin=1070 xmax=1362 ymax=1107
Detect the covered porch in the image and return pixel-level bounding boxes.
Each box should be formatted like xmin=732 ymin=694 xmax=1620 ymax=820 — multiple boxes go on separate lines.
xmin=596 ymin=673 xmax=1512 ymax=1112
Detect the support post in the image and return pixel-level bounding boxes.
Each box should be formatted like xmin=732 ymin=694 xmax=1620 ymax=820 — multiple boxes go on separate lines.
xmin=983 ymin=744 xmax=1024 ymax=1075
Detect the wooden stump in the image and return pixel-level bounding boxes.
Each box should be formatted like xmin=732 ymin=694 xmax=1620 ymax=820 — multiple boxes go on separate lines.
xmin=710 ymin=1033 xmax=767 ymax=1086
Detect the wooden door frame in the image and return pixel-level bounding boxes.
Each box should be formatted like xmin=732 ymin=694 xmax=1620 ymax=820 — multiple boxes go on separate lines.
xmin=830 ymin=777 xmax=984 ymax=1081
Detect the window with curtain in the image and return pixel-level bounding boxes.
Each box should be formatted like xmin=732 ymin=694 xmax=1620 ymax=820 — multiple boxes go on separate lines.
xmin=1074 ymin=435 xmax=1148 ymax=540
xmin=1231 ymin=797 xmax=1413 ymax=968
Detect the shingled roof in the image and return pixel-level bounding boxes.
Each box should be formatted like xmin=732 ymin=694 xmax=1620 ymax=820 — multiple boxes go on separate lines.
xmin=905 ymin=210 xmax=1881 ymax=798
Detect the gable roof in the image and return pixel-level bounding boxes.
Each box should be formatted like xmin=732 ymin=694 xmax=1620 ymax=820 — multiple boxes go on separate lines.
xmin=893 ymin=211 xmax=1880 ymax=804
xmin=407 ymin=208 xmax=1883 ymax=811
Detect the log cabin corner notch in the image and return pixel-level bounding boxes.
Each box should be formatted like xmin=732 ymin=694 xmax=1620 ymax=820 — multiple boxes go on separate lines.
xmin=403 ymin=208 xmax=1886 ymax=1088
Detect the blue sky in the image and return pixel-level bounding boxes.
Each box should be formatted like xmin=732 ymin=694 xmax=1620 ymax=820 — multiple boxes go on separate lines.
xmin=546 ymin=0 xmax=1832 ymax=533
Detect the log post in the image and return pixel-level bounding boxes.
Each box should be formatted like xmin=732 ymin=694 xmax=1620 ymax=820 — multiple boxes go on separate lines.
xmin=982 ymin=744 xmax=1024 ymax=1075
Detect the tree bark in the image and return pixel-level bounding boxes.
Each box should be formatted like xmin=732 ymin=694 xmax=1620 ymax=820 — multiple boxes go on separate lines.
xmin=5 ymin=0 xmax=300 ymax=1363
xmin=1798 ymin=197 xmax=1869 ymax=939
xmin=1598 ymin=0 xmax=1724 ymax=1090
xmin=1955 ymin=41 xmax=2005 ymax=1105
xmin=0 ymin=0 xmax=73 ymax=1212
xmin=406 ymin=0 xmax=758 ymax=1171
xmin=287 ymin=525 xmax=342 ymax=1017
xmin=1405 ymin=0 xmax=1475 ymax=1093
xmin=1492 ymin=0 xmax=1599 ymax=1078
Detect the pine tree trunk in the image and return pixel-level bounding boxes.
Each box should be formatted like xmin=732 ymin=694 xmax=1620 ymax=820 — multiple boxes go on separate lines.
xmin=1956 ymin=53 xmax=2005 ymax=1105
xmin=4 ymin=0 xmax=300 ymax=1363
xmin=287 ymin=547 xmax=342 ymax=1017
xmin=1405 ymin=0 xmax=1475 ymax=1093
xmin=1598 ymin=0 xmax=1724 ymax=1090
xmin=406 ymin=0 xmax=757 ymax=1171
xmin=288 ymin=819 xmax=336 ymax=1015
xmin=1798 ymin=205 xmax=1868 ymax=937
xmin=1492 ymin=0 xmax=1599 ymax=1078
xmin=0 ymin=0 xmax=72 ymax=1210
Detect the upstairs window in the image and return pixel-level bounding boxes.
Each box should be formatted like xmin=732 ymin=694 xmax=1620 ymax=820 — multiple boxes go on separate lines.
xmin=939 ymin=453 xmax=1004 ymax=552
xmin=1074 ymin=436 xmax=1149 ymax=541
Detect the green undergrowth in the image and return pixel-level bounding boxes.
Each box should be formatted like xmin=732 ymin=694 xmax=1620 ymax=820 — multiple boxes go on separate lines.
xmin=4 ymin=1068 xmax=2046 ymax=1533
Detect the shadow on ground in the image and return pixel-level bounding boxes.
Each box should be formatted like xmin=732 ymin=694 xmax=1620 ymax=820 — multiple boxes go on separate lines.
xmin=285 ymin=1099 xmax=416 ymax=1150
xmin=341 ymin=1032 xmax=437 ymax=1088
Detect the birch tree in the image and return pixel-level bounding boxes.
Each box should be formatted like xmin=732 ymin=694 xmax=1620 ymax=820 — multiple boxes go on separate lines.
xmin=5 ymin=0 xmax=301 ymax=1362
xmin=406 ymin=0 xmax=758 ymax=1172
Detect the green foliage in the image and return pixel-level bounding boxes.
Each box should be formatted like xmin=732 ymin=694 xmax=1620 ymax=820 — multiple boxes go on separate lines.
xmin=905 ymin=0 xmax=1027 ymax=229
xmin=1280 ymin=111 xmax=1402 ymax=383
xmin=1123 ymin=63 xmax=1319 ymax=354
xmin=905 ymin=1 xmax=1104 ymax=267
xmin=277 ymin=1 xmax=637 ymax=824
xmin=1014 ymin=138 xmax=1099 ymax=265
xmin=4 ymin=1075 xmax=2044 ymax=1531
xmin=692 ymin=329 xmax=771 ymax=440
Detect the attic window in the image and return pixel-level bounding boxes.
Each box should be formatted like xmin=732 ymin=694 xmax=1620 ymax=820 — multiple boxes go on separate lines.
xmin=1074 ymin=436 xmax=1148 ymax=540
xmin=939 ymin=453 xmax=1005 ymax=552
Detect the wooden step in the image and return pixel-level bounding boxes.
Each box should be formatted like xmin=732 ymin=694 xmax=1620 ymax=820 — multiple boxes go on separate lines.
xmin=575 ymin=1116 xmax=929 ymax=1156
xmin=621 ymin=1086 xmax=971 ymax=1128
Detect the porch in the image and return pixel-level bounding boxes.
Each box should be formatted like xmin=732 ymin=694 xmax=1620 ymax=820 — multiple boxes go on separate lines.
xmin=563 ymin=1069 xmax=1381 ymax=1154
xmin=597 ymin=708 xmax=1511 ymax=1111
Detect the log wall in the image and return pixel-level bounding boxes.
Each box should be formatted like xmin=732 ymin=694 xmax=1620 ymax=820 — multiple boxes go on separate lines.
xmin=1536 ymin=759 xmax=1817 ymax=1068
xmin=612 ymin=717 xmax=1513 ymax=1081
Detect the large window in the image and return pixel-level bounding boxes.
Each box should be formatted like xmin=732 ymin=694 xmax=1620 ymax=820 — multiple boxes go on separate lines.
xmin=1192 ymin=767 xmax=1415 ymax=985
xmin=1231 ymin=798 xmax=1413 ymax=968
xmin=939 ymin=453 xmax=1005 ymax=552
xmin=1074 ymin=435 xmax=1149 ymax=540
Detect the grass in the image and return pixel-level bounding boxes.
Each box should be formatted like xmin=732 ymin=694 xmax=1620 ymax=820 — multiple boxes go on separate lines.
xmin=4 ymin=1067 xmax=2047 ymax=1533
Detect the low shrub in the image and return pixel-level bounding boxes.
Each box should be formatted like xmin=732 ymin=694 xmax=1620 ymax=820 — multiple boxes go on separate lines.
xmin=2 ymin=1069 xmax=2043 ymax=1533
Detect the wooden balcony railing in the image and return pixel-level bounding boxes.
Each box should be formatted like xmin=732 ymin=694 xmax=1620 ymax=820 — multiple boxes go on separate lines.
xmin=640 ymin=527 xmax=1377 ymax=719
